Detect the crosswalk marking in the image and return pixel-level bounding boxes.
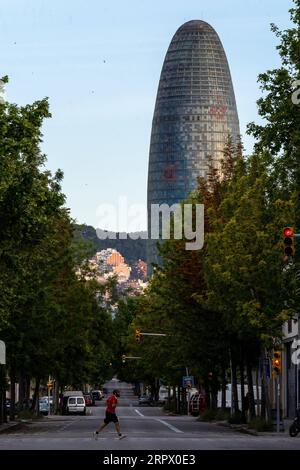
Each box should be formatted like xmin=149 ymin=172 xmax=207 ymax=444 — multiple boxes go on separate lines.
xmin=154 ymin=418 xmax=183 ymax=433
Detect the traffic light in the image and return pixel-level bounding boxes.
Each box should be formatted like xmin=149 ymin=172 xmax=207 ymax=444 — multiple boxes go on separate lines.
xmin=135 ymin=328 xmax=141 ymax=342
xmin=272 ymin=350 xmax=282 ymax=375
xmin=283 ymin=227 xmax=295 ymax=259
xmin=122 ymin=354 xmax=126 ymax=363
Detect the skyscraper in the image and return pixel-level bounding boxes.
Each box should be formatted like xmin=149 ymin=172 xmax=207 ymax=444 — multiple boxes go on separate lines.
xmin=147 ymin=20 xmax=240 ymax=269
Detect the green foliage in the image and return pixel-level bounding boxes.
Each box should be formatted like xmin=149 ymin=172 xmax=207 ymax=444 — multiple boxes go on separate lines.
xmin=200 ymin=409 xmax=218 ymax=422
xmin=228 ymin=411 xmax=243 ymax=425
xmin=0 ymin=81 xmax=115 ymax=403
xmin=247 ymin=0 xmax=300 ymax=229
xmin=248 ymin=418 xmax=274 ymax=432
xmin=18 ymin=410 xmax=41 ymax=420
xmin=215 ymin=409 xmax=231 ymax=421
xmin=73 ymin=224 xmax=147 ymax=265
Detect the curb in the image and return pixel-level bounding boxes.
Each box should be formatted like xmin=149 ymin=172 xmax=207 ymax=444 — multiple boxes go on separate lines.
xmin=217 ymin=421 xmax=288 ymax=436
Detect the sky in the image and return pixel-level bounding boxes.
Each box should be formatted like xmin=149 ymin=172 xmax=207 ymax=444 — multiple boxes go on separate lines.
xmin=0 ymin=0 xmax=294 ymax=230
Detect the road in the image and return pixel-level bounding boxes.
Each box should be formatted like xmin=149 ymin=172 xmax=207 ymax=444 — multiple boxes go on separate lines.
xmin=0 ymin=380 xmax=299 ymax=450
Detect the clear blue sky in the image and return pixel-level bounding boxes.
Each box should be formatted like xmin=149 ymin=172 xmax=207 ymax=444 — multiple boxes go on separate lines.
xmin=0 ymin=0 xmax=293 ymax=230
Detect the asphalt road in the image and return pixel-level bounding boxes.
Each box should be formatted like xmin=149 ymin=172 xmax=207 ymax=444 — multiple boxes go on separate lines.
xmin=0 ymin=380 xmax=300 ymax=450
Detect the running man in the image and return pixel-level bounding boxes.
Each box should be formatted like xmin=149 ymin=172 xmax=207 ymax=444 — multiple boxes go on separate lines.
xmin=93 ymin=389 xmax=126 ymax=440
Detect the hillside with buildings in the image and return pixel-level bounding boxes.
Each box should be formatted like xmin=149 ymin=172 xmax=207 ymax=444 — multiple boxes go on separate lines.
xmin=73 ymin=224 xmax=147 ymax=265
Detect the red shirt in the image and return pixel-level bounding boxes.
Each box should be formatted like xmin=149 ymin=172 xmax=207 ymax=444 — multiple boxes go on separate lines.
xmin=106 ymin=394 xmax=118 ymax=413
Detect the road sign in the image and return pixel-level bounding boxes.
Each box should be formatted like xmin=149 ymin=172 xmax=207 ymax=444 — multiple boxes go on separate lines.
xmin=0 ymin=340 xmax=6 ymax=365
xmin=182 ymin=376 xmax=194 ymax=389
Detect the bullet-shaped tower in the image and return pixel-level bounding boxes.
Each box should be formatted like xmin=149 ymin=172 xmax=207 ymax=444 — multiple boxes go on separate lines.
xmin=147 ymin=20 xmax=240 ymax=270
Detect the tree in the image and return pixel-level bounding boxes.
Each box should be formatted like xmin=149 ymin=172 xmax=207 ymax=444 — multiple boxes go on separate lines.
xmin=0 ymin=81 xmax=115 ymax=418
xmin=247 ymin=0 xmax=300 ymax=227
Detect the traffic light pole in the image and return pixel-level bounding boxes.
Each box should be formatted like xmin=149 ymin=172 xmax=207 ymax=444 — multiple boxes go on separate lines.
xmin=140 ymin=333 xmax=167 ymax=337
xmin=122 ymin=356 xmax=141 ymax=363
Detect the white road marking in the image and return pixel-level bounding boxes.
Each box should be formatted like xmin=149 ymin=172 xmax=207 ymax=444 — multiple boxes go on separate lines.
xmin=154 ymin=418 xmax=183 ymax=434
xmin=134 ymin=409 xmax=144 ymax=417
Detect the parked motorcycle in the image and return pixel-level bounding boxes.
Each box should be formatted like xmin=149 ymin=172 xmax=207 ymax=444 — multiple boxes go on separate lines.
xmin=289 ymin=408 xmax=300 ymax=437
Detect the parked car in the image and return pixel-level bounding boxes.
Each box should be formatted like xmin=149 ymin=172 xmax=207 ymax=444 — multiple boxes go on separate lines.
xmin=138 ymin=394 xmax=153 ymax=406
xmin=5 ymin=399 xmax=11 ymax=411
xmin=39 ymin=398 xmax=50 ymax=414
xmin=40 ymin=396 xmax=53 ymax=406
xmin=61 ymin=390 xmax=84 ymax=414
xmin=63 ymin=396 xmax=86 ymax=415
xmin=158 ymin=386 xmax=174 ymax=404
xmin=91 ymin=390 xmax=103 ymax=401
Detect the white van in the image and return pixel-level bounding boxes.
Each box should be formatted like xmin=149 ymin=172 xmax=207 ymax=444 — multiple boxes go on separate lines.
xmin=66 ymin=396 xmax=86 ymax=415
xmin=158 ymin=386 xmax=173 ymax=404
xmin=61 ymin=391 xmax=85 ymax=415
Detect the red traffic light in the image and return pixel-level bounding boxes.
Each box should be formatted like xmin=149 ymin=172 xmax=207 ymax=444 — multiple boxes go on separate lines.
xmin=283 ymin=227 xmax=293 ymax=237
xmin=283 ymin=227 xmax=295 ymax=258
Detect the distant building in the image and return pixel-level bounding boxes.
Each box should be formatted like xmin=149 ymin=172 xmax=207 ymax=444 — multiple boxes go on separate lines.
xmin=90 ymin=248 xmax=131 ymax=283
xmin=113 ymin=263 xmax=131 ymax=283
xmin=93 ymin=248 xmax=125 ymax=271
xmin=106 ymin=250 xmax=125 ymax=267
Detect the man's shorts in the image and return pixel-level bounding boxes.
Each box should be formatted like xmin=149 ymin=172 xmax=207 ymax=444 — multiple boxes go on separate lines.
xmin=104 ymin=411 xmax=119 ymax=424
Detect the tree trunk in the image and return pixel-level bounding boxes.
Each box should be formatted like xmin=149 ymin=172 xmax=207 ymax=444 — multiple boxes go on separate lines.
xmin=24 ymin=375 xmax=31 ymax=404
xmin=221 ymin=364 xmax=227 ymax=410
xmin=231 ymin=352 xmax=239 ymax=414
xmin=152 ymin=378 xmax=159 ymax=402
xmin=246 ymin=361 xmax=256 ymax=420
xmin=240 ymin=357 xmax=246 ymax=423
xmin=18 ymin=373 xmax=26 ymax=409
xmin=54 ymin=380 xmax=59 ymax=414
xmin=30 ymin=377 xmax=40 ymax=415
xmin=261 ymin=349 xmax=271 ymax=421
xmin=211 ymin=391 xmax=218 ymax=410
xmin=9 ymin=369 xmax=16 ymax=421
xmin=182 ymin=386 xmax=187 ymax=413
xmin=173 ymin=385 xmax=177 ymax=413
xmin=261 ymin=377 xmax=266 ymax=420
xmin=256 ymin=369 xmax=260 ymax=417
xmin=177 ymin=386 xmax=181 ymax=414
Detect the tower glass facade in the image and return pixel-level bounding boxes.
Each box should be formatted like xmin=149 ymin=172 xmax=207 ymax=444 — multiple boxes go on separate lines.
xmin=147 ymin=20 xmax=240 ymax=268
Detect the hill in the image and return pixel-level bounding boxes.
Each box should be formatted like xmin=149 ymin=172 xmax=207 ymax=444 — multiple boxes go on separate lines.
xmin=73 ymin=224 xmax=147 ymax=265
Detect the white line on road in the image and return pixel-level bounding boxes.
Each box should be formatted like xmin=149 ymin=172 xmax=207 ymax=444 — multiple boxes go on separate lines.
xmin=134 ymin=409 xmax=144 ymax=417
xmin=155 ymin=418 xmax=183 ymax=433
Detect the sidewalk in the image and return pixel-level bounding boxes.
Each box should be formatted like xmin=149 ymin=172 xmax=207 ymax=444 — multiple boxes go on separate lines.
xmin=0 ymin=420 xmax=23 ymax=434
xmin=217 ymin=418 xmax=294 ymax=436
